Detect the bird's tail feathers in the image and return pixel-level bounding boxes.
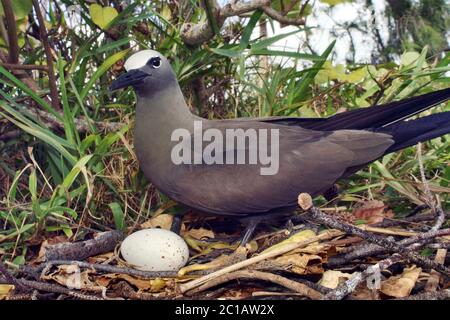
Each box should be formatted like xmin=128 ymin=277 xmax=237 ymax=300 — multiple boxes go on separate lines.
xmin=377 ymin=111 xmax=450 ymax=153
xmin=310 ymin=88 xmax=450 ymax=131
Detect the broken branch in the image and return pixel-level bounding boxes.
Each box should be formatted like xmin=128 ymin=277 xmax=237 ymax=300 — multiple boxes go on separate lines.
xmin=44 ymin=231 xmax=124 ymax=261
xmin=298 ymin=193 xmax=450 ymax=276
xmin=180 ymin=0 xmax=305 ymax=45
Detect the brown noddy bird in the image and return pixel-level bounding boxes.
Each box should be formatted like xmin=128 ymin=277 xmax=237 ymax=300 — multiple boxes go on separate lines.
xmin=111 ymin=50 xmax=450 ymax=241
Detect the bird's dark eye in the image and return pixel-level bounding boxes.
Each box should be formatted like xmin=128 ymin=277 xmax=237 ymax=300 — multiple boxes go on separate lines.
xmin=147 ymin=57 xmax=161 ymax=69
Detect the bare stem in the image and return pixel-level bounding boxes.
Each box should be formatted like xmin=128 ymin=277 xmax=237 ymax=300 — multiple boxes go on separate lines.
xmin=32 ymin=0 xmax=61 ymax=111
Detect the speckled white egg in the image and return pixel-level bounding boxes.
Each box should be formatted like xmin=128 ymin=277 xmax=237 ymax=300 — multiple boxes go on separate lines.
xmin=120 ymin=228 xmax=189 ymax=271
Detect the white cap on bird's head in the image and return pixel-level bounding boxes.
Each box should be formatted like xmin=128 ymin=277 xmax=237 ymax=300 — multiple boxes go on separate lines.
xmin=110 ymin=49 xmax=176 ymax=93
xmin=124 ymin=49 xmax=164 ymax=71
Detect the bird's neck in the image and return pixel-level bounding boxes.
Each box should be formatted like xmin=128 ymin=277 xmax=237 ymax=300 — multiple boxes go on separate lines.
xmin=134 ymin=85 xmax=198 ymax=184
xmin=136 ymin=85 xmax=196 ymax=129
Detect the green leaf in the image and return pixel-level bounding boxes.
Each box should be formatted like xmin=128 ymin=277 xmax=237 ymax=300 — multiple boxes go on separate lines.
xmin=80 ymin=49 xmax=130 ymax=100
xmin=29 ymin=168 xmax=37 ymax=201
xmin=7 ymin=165 xmax=31 ymax=206
xmin=400 ymin=51 xmax=421 ymax=68
xmin=89 ymin=4 xmax=118 ymax=30
xmin=95 ymin=125 xmax=129 ymax=156
xmin=271 ymin=0 xmax=300 ymax=12
xmin=61 ymin=155 xmax=93 ymax=191
xmin=57 ymin=56 xmax=77 ymax=146
xmin=250 ymin=49 xmax=320 ymax=61
xmin=12 ymin=256 xmax=26 ymax=266
xmin=44 ymin=206 xmax=78 ymax=219
xmin=204 ymin=0 xmax=221 ymax=38
xmin=0 ymin=65 xmax=62 ymax=120
xmin=0 ymin=0 xmax=32 ymax=20
xmin=292 ymin=40 xmax=335 ymax=104
xmin=109 ymin=202 xmax=125 ymax=231
xmin=80 ymin=134 xmax=97 ymax=154
xmin=0 ymin=106 xmax=77 ymax=165
xmin=240 ymin=10 xmax=263 ymax=51
xmin=251 ymin=29 xmax=303 ymax=51
xmin=210 ymin=47 xmax=242 ymax=58
xmin=319 ymin=0 xmax=351 ymax=6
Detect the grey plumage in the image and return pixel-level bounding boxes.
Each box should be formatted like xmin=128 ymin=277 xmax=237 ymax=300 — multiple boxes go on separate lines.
xmin=110 ymin=50 xmax=450 ymax=218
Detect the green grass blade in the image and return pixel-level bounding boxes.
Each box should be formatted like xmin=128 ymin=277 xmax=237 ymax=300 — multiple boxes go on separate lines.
xmin=109 ymin=202 xmax=125 ymax=231
xmin=0 ymin=65 xmax=62 ymax=120
xmin=240 ymin=10 xmax=263 ymax=51
xmin=80 ymin=49 xmax=130 ymax=100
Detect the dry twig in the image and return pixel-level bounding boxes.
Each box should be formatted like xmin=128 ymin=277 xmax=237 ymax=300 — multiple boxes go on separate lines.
xmin=298 ymin=193 xmax=450 ymax=276
xmin=186 ymin=270 xmax=323 ymax=299
xmin=179 ymin=229 xmax=342 ymax=293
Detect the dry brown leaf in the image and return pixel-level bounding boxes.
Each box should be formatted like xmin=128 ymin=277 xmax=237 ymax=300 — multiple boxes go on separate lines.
xmin=319 ymin=270 xmax=353 ymax=289
xmin=87 ymin=252 xmax=115 ymax=264
xmin=181 ymin=227 xmax=214 ymax=240
xmin=41 ymin=265 xmax=94 ymax=290
xmin=34 ymin=236 xmax=68 ymax=263
xmin=95 ymin=274 xmax=166 ymax=292
xmin=381 ymin=265 xmax=422 ymax=298
xmin=274 ymin=253 xmax=324 ymax=275
xmin=353 ymin=200 xmax=393 ymax=224
xmin=140 ymin=214 xmax=173 ymax=230
xmin=350 ymin=285 xmax=379 ymax=300
xmin=0 ymin=284 xmax=14 ymax=300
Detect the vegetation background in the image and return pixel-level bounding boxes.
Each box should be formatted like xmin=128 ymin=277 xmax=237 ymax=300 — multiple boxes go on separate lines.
xmin=0 ymin=0 xmax=449 ymax=267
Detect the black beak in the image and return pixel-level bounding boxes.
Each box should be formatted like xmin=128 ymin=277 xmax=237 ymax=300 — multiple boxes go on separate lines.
xmin=110 ymin=69 xmax=149 ymax=91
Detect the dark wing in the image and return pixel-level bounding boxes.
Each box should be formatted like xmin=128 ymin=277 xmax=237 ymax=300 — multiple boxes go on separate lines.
xmin=252 ymin=88 xmax=450 ymax=131
xmin=165 ymin=121 xmax=394 ymax=216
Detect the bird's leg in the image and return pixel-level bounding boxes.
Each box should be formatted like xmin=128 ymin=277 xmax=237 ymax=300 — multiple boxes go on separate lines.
xmin=323 ymin=184 xmax=339 ymax=201
xmin=170 ymin=215 xmax=183 ymax=234
xmin=239 ymin=217 xmax=260 ymax=247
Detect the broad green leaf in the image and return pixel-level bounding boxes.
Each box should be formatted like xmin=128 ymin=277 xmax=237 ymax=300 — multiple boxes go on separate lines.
xmin=80 ymin=134 xmax=97 ymax=154
xmin=89 ymin=4 xmax=118 ymax=30
xmin=12 ymin=255 xmax=26 ymax=266
xmin=316 ymin=61 xmax=367 ymax=84
xmin=0 ymin=223 xmax=35 ymax=242
xmin=0 ymin=0 xmax=32 ymax=20
xmin=400 ymin=51 xmax=420 ymax=68
xmin=109 ymin=202 xmax=125 ymax=231
xmin=372 ymin=161 xmax=422 ymax=205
